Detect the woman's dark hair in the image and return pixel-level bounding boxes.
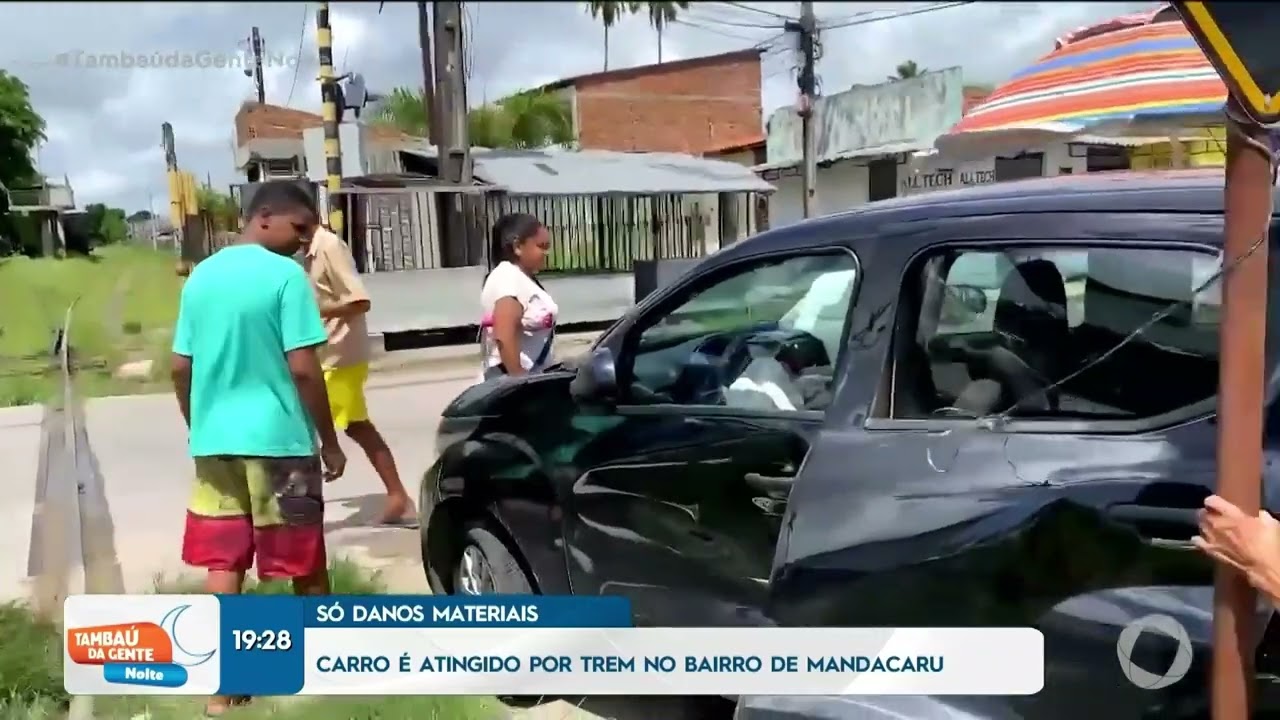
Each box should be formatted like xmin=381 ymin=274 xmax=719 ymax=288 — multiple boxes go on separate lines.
xmin=489 ymin=213 xmax=543 ymax=267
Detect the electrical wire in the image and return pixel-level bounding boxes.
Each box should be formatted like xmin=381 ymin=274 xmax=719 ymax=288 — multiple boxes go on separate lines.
xmin=284 ymin=2 xmax=309 ymax=106
xmin=682 ymin=8 xmax=789 ymax=30
xmin=463 ymin=2 xmax=476 ymax=82
xmin=822 ymin=1 xmax=973 ymax=31
xmin=672 ymin=17 xmax=770 ymax=43
xmin=719 ymin=2 xmax=795 ymax=21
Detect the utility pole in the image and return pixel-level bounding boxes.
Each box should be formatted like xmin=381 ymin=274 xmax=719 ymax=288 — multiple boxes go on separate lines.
xmin=789 ymin=2 xmax=819 ymax=218
xmin=250 ymin=27 xmax=266 ymax=103
xmin=316 ymin=3 xmax=343 ymax=234
xmin=433 ymin=1 xmax=474 ymax=266
xmin=417 ymin=1 xmax=439 ymax=146
xmin=434 ymin=2 xmax=470 ymax=184
xmin=1210 ymin=94 xmax=1272 ymax=720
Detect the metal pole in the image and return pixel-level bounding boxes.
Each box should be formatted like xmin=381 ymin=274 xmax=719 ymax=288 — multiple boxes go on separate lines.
xmin=796 ymin=2 xmax=818 ymax=218
xmin=1211 ymin=95 xmax=1272 ymax=720
xmin=417 ymin=1 xmax=439 ymax=147
xmin=250 ymin=27 xmax=266 ymax=104
xmin=147 ymin=191 xmax=157 ymax=250
xmin=316 ymin=3 xmax=343 ymax=234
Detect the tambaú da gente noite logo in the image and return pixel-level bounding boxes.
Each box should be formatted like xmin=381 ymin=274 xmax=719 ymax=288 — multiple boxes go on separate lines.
xmin=66 ymin=605 xmax=217 ymax=689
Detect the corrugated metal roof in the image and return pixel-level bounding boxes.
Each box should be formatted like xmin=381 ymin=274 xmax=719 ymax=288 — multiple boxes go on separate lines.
xmin=398 ymin=146 xmax=775 ymax=195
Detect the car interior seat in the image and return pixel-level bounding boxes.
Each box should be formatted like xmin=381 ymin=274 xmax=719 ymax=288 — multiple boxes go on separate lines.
xmin=965 ymin=259 xmax=1070 ymax=414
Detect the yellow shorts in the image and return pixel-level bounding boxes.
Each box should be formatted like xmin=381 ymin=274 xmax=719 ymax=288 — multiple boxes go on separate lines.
xmin=324 ymin=363 xmax=370 ymax=430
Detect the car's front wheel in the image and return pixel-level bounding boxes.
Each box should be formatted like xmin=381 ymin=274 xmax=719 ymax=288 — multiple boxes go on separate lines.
xmin=453 ymin=524 xmax=534 ymax=595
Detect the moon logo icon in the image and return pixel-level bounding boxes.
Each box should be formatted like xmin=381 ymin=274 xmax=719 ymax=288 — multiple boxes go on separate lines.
xmin=159 ymin=605 xmax=217 ymax=667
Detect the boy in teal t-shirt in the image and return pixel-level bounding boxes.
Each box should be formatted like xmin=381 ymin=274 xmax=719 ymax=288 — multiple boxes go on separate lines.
xmin=170 ymin=181 xmax=346 ymax=717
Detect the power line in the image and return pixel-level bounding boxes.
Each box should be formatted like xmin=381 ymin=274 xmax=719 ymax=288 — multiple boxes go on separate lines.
xmin=284 ymin=2 xmax=309 ymax=106
xmin=682 ymin=8 xmax=787 ymax=30
xmin=463 ymin=2 xmax=476 ymax=81
xmin=720 ymin=2 xmax=795 ymax=21
xmin=822 ymin=1 xmax=972 ymax=30
xmin=672 ymin=17 xmax=771 ymax=43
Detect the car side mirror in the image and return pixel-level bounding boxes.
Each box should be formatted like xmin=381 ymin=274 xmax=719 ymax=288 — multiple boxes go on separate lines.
xmin=940 ymin=284 xmax=989 ymax=326
xmin=570 ymin=347 xmax=619 ymax=403
xmin=952 ymin=284 xmax=989 ymax=314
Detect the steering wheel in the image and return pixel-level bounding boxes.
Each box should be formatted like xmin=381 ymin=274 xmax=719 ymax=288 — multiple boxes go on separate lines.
xmin=680 ymin=333 xmax=757 ymax=405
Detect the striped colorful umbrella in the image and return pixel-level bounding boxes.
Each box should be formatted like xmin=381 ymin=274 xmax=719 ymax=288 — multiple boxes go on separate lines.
xmin=935 ymin=5 xmax=1227 ymax=159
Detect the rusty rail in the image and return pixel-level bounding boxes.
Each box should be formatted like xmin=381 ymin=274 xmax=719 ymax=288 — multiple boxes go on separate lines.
xmin=27 ymin=300 xmax=126 ymax=720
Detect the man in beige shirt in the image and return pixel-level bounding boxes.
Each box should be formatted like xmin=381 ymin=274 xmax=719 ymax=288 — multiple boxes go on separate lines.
xmin=302 ymin=226 xmax=414 ymax=524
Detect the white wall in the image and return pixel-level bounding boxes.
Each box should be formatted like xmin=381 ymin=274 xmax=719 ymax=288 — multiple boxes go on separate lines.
xmin=900 ymin=141 xmax=1084 ymax=197
xmin=768 ymin=141 xmax=1087 ymax=226
xmin=768 ymin=161 xmax=869 ymax=228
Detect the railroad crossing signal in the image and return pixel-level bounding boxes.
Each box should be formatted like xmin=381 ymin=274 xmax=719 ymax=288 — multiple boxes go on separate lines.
xmin=1174 ymin=2 xmax=1280 ymax=126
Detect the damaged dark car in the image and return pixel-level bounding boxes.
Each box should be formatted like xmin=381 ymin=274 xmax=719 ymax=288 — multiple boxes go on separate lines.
xmin=420 ymin=170 xmax=1280 ymax=718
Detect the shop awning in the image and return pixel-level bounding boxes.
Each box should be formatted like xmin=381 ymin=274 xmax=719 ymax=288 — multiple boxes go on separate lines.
xmin=936 ymin=5 xmax=1227 ymax=160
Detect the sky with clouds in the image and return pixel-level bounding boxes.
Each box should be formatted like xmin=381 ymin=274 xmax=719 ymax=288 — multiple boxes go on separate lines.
xmin=0 ymin=1 xmax=1151 ymax=214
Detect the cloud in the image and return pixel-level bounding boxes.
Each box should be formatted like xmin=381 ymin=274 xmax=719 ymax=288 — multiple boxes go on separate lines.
xmin=0 ymin=1 xmax=1153 ymax=213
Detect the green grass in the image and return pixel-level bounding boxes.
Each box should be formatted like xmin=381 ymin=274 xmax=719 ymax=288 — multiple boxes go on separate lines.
xmin=2 ymin=557 xmax=504 ymax=719
xmin=0 ymin=245 xmax=183 ymax=407
xmin=0 ymin=603 xmax=66 ymax=711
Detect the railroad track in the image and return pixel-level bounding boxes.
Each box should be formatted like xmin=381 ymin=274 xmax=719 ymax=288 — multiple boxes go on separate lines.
xmin=26 ymin=301 xmax=125 ymax=720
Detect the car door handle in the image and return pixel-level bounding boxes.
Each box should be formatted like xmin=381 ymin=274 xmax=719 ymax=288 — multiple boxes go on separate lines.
xmin=1106 ymin=504 xmax=1199 ymax=549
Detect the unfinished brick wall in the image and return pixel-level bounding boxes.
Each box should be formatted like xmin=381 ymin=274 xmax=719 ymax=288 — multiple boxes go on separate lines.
xmin=572 ymin=50 xmax=763 ymax=155
xmin=234 ymin=102 xmax=324 ymax=145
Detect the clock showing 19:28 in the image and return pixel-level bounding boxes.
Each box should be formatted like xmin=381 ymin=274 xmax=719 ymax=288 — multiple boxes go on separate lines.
xmin=231 ymin=629 xmax=294 ymax=651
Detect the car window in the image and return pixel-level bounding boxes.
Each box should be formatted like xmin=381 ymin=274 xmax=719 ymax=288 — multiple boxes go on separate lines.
xmin=890 ymin=244 xmax=1220 ymax=422
xmin=628 ymin=252 xmax=858 ymax=413
xmin=939 ymin=251 xmax=1088 ymax=334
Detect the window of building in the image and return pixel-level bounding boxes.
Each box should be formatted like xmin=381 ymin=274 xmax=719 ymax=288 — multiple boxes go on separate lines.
xmin=625 ymin=251 xmax=859 ymax=413
xmin=887 ymin=244 xmax=1221 ymax=423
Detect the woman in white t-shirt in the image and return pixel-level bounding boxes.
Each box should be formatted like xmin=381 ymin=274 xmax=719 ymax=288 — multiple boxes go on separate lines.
xmin=480 ymin=213 xmax=558 ymax=380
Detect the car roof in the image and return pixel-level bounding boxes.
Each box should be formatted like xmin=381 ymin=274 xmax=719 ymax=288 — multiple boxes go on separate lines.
xmin=736 ymin=168 xmax=1279 ymax=257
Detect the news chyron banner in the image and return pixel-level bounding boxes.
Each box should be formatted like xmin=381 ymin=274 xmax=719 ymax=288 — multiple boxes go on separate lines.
xmin=64 ymin=596 xmax=1044 ymax=696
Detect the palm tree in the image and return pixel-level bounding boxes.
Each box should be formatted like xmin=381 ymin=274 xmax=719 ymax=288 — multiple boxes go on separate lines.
xmin=644 ymin=1 xmax=689 ymax=63
xmin=586 ymin=1 xmax=639 ymax=71
xmin=889 ymin=60 xmax=925 ymax=82
xmin=371 ymin=87 xmax=573 ymax=150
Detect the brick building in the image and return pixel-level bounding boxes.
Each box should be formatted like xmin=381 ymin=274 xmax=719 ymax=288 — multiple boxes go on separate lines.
xmin=233 ymin=102 xmax=407 ymax=182
xmin=540 ymin=49 xmax=764 ymax=155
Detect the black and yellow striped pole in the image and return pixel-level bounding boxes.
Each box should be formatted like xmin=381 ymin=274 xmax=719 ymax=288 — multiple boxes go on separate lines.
xmin=316 ymin=2 xmax=343 ymax=234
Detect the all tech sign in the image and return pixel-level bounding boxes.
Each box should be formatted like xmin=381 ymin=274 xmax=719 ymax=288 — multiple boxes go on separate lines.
xmin=64 ymin=595 xmax=220 ymax=695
